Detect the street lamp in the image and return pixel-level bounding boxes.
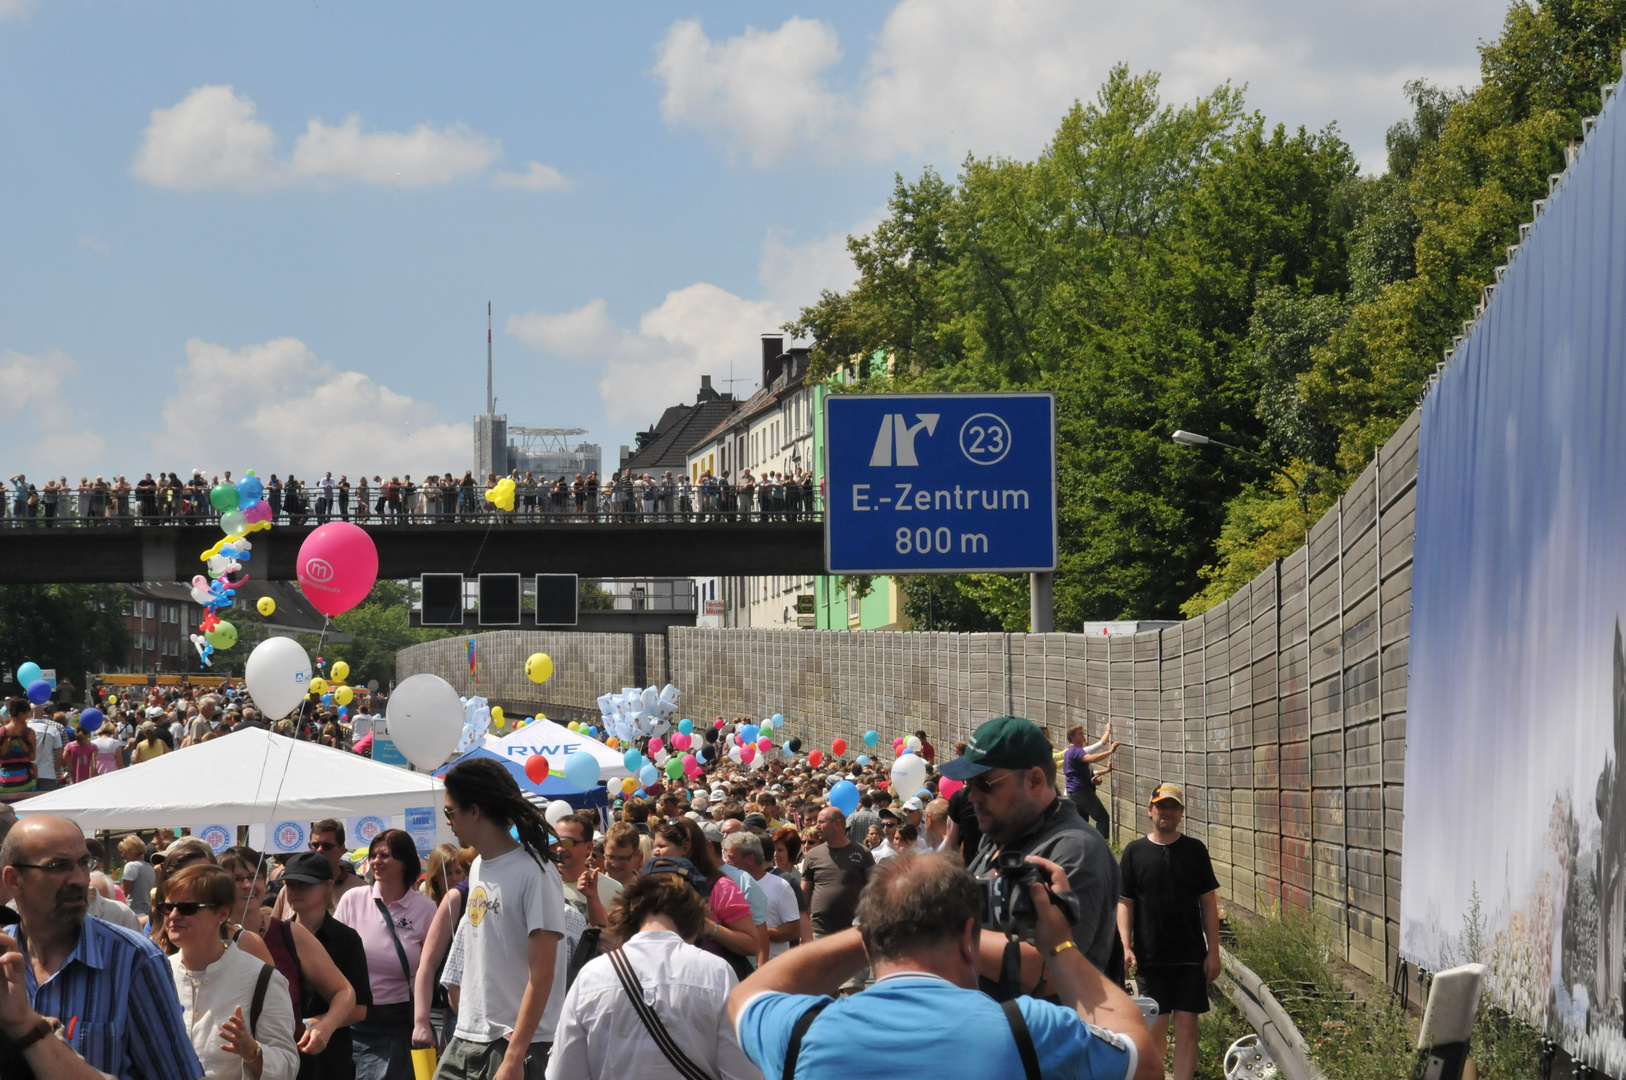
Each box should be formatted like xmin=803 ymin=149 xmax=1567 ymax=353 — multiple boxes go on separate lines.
xmin=1171 ymin=430 xmax=1306 ymax=509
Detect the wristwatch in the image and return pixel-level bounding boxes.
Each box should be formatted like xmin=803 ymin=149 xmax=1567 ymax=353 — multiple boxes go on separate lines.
xmin=250 ymin=1040 xmax=263 ymax=1065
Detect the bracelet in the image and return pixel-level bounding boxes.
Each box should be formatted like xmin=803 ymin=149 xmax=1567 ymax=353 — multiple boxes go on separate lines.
xmin=1049 ymin=940 xmax=1077 ymax=958
xmin=11 ymin=1018 xmax=53 ymax=1052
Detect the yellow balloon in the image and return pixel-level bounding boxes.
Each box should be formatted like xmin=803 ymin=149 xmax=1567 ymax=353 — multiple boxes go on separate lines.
xmin=515 ymin=720 xmax=527 ymax=729
xmin=335 ymin=686 xmax=353 ymax=706
xmin=525 ymin=653 xmax=554 ymax=684
xmin=310 ymin=677 xmax=328 ymax=694
xmin=331 ymin=661 xmax=350 ymax=682
xmin=491 ymin=706 xmax=505 ymax=724
xmin=622 ymin=777 xmax=639 ymax=795
xmin=108 ymin=695 xmax=117 ymax=706
xmin=257 ymin=596 xmax=276 ymax=617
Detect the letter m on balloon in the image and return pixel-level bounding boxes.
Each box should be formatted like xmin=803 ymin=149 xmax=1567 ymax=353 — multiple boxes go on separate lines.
xmin=868 ymin=414 xmax=939 ymax=467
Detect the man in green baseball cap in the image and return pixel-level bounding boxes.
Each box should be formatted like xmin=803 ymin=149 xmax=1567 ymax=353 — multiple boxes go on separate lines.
xmin=946 ymin=716 xmax=1122 ymax=983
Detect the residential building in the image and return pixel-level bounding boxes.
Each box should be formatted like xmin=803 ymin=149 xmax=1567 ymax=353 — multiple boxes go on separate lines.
xmin=622 ymin=377 xmax=738 ymax=478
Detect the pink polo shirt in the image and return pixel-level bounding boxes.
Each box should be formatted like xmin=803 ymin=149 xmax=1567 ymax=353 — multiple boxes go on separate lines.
xmin=333 ymin=881 xmax=437 ymax=1006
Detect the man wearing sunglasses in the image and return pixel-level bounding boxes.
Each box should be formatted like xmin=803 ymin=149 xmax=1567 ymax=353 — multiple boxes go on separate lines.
xmin=0 ymin=814 xmax=202 ymax=1079
xmin=940 ymin=715 xmax=1121 ymax=982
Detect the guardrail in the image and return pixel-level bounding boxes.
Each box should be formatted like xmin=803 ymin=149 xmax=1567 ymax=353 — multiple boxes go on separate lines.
xmin=1217 ymin=948 xmax=1328 ymax=1080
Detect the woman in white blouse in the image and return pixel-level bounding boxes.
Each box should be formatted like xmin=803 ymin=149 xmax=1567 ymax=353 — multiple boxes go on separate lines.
xmin=164 ymin=863 xmax=300 ymax=1080
xmin=547 ymin=869 xmax=757 ymax=1080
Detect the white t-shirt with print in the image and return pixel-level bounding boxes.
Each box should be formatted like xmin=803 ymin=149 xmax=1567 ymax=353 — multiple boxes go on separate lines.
xmin=454 ymin=845 xmax=570 ymax=1045
xmin=753 ymin=870 xmax=802 ymax=959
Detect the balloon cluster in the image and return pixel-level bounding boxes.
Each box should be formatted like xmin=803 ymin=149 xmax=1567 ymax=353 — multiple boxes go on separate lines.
xmin=15 ymin=661 xmax=51 ymax=706
xmin=595 ymin=683 xmax=681 ymax=743
xmin=454 ymin=694 xmax=494 ymax=756
xmin=189 ymin=472 xmax=273 ymax=666
xmin=486 ymin=477 xmax=517 ymax=512
xmin=309 ymin=660 xmax=358 ymax=720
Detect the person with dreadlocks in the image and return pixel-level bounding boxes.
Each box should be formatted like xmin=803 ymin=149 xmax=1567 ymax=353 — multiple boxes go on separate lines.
xmin=435 ymin=756 xmax=568 ymax=1080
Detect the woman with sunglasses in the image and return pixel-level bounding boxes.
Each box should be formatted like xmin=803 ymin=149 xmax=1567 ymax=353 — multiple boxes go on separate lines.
xmin=648 ymin=820 xmax=758 ymax=976
xmin=154 ymin=839 xmax=278 ymax=968
xmin=163 ymin=864 xmax=300 ymax=1080
xmin=334 ymin=829 xmax=435 ymax=1080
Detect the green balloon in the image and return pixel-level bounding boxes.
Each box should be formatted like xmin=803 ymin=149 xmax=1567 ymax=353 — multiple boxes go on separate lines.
xmin=664 ymin=756 xmax=683 ymax=779
xmin=219 ymin=509 xmax=248 ymax=536
xmin=210 ymin=483 xmax=240 ymax=511
xmin=205 ymin=620 xmax=238 ymax=649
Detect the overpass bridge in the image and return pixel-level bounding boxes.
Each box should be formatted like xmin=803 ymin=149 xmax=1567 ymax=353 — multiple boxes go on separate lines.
xmin=0 ymin=519 xmax=827 ymax=584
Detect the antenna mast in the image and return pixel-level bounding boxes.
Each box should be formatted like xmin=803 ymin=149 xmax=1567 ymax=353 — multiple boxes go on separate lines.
xmin=486 ymin=301 xmax=494 ymax=415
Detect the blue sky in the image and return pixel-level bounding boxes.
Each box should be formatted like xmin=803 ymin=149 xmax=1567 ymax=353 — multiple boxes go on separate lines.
xmin=0 ymin=0 xmax=1506 ymax=480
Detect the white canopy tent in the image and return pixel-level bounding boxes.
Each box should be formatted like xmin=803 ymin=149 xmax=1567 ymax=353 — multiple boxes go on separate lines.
xmin=488 ymin=717 xmax=632 ymax=780
xmin=16 ymin=728 xmax=445 ymax=831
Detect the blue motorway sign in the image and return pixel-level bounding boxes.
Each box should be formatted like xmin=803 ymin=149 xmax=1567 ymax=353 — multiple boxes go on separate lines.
xmin=824 ymin=392 xmax=1056 ymax=574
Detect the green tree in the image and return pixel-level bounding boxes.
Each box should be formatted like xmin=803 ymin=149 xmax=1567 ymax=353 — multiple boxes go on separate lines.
xmin=321 ymin=581 xmax=452 ymax=691
xmin=0 ymin=585 xmax=132 ymax=689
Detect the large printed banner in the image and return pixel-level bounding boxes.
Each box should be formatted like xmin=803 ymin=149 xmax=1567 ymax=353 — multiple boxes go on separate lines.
xmin=1401 ymin=81 xmax=1626 ymax=1071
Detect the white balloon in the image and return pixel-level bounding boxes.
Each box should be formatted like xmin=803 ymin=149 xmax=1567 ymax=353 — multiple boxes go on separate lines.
xmin=545 ymin=800 xmax=574 ymax=826
xmin=386 ymin=674 xmax=465 ymax=770
xmin=891 ymin=754 xmax=928 ymax=796
xmin=245 ymin=637 xmax=313 ymax=721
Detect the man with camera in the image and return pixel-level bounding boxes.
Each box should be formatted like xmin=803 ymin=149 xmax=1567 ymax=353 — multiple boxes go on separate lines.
xmin=729 ymin=852 xmax=1156 ymax=1079
xmin=940 ymin=716 xmax=1121 ymax=990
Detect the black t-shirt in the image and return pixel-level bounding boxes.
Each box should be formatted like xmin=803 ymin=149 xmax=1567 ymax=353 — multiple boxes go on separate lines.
xmin=303 ymin=916 xmax=372 ymax=1080
xmin=1119 ymin=834 xmax=1220 ymax=966
xmin=946 ymin=787 xmax=983 ymax=864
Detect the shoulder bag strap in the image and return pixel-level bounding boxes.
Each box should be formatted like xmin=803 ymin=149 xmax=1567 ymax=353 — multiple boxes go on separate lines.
xmin=606 ymin=948 xmax=715 ymax=1080
xmin=782 ymin=999 xmax=831 ymax=1080
xmin=1000 ymin=999 xmax=1042 ymax=1080
xmin=374 ymin=897 xmax=414 ymax=1004
xmin=249 ymin=962 xmax=274 ymax=1037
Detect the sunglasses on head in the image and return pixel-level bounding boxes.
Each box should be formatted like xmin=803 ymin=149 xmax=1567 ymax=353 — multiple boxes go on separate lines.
xmin=158 ymin=901 xmax=213 ymax=918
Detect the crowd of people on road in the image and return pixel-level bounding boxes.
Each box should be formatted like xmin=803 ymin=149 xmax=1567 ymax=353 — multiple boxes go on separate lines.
xmin=3 ymin=467 xmax=823 ymax=527
xmin=0 ymin=696 xmax=1222 ymax=1080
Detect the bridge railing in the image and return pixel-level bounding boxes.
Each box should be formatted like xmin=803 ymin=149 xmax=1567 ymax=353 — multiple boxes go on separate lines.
xmin=0 ymin=499 xmax=825 ymax=528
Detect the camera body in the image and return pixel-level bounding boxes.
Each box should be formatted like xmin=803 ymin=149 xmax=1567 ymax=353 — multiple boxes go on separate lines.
xmin=980 ymin=849 xmax=1080 ymax=937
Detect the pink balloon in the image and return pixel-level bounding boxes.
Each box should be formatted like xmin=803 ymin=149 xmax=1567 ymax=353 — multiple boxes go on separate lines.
xmin=741 ymin=745 xmax=756 ymax=763
xmin=757 ymin=737 xmax=771 ymax=751
xmin=243 ymin=501 xmax=272 ymax=524
xmin=649 ymin=737 xmax=663 ymax=754
xmin=682 ymin=753 xmax=697 ymax=772
xmin=671 ymin=733 xmax=689 ymax=750
xmin=938 ymin=778 xmax=964 ymax=799
xmin=714 ymin=718 xmax=725 ymax=729
xmin=296 ymin=522 xmax=379 ymax=617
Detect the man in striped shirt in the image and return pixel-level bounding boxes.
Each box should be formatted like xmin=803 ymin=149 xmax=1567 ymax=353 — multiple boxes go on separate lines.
xmin=0 ymin=815 xmax=201 ymax=1080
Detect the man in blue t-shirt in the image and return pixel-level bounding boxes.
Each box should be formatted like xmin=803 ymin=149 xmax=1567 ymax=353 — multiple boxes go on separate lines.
xmin=729 ymin=851 xmax=1157 ymax=1080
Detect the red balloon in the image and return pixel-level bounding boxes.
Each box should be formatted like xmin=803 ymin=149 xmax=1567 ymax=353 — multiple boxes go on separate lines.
xmin=715 ymin=718 xmax=726 ymax=729
xmin=524 ymin=755 xmax=549 ymax=784
xmin=808 ymin=749 xmax=823 ymax=768
xmin=832 ymin=738 xmax=847 ymax=756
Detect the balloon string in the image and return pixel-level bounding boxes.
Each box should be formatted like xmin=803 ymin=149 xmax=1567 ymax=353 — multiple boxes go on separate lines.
xmin=249 ymin=615 xmax=333 ymax=885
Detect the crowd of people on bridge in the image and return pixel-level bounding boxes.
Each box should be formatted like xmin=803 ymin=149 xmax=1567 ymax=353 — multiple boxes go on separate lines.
xmin=3 ymin=467 xmax=823 ymax=528
xmin=0 ymin=686 xmax=1229 ymax=1080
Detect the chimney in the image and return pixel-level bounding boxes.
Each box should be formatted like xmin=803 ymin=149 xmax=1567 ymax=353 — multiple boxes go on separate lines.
xmin=761 ymin=334 xmax=784 ymax=388
xmin=698 ymin=374 xmax=718 ymax=402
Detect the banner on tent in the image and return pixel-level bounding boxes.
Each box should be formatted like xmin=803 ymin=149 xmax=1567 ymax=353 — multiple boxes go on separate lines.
xmin=404 ymin=807 xmax=436 ymax=855
xmin=192 ymin=824 xmax=234 ymax=855
xmin=349 ymin=815 xmax=390 ymax=846
xmin=260 ymin=820 xmax=309 ymax=854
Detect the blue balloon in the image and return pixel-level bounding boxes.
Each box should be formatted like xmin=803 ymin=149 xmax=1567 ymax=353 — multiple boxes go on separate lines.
xmin=694 ymin=746 xmax=707 ymax=764
xmin=742 ymin=724 xmax=759 ymax=744
xmin=320 ymin=693 xmax=333 ymax=706
xmin=863 ymin=730 xmax=879 ymax=747
xmin=236 ymin=475 xmax=264 ymax=508
xmin=623 ymin=749 xmax=644 ymax=773
xmin=587 ymin=725 xmax=598 ymax=738
xmin=771 ymin=713 xmax=784 ymax=726
xmin=640 ymin=763 xmax=659 ymax=786
xmin=856 ymin=754 xmax=870 ymax=767
xmin=902 ymin=747 xmax=915 ymax=755
xmin=26 ymin=680 xmax=51 ymax=705
xmin=678 ymin=718 xmax=694 ymax=735
xmin=564 ymin=753 xmax=600 ymax=790
xmin=338 ymin=705 xmax=348 ymax=717
xmin=79 ymin=707 xmax=104 ymax=733
xmin=16 ymin=662 xmax=41 ymax=688
xmin=829 ymin=780 xmax=860 ymax=817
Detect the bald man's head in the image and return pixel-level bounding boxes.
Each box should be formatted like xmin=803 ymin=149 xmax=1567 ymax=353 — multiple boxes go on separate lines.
xmin=0 ymin=815 xmax=90 ymax=929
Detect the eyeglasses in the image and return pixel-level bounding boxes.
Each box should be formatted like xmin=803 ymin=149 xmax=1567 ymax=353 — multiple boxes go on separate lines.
xmin=443 ymin=805 xmax=464 ymax=823
xmin=604 ymin=852 xmax=636 ymax=865
xmin=157 ymin=901 xmax=214 ymax=918
xmin=552 ymin=836 xmax=584 ymax=850
xmin=11 ymin=856 xmax=97 ymax=875
xmin=309 ymin=841 xmax=338 ymax=852
xmin=881 ymin=821 xmax=899 ymax=830
xmin=967 ymin=771 xmax=1018 ymax=795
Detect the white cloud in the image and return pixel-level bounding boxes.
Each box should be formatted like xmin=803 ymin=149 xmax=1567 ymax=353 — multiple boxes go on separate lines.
xmin=0 ymin=351 xmax=107 ymax=467
xmin=507 ymin=214 xmax=873 ymax=425
xmin=653 ymin=1 xmax=1497 ymax=170
xmin=493 ymin=161 xmax=571 ymax=192
xmin=133 ymin=85 xmax=283 ymax=190
xmin=0 ymin=0 xmax=34 ymax=20
xmin=290 ymin=116 xmax=500 ymax=186
xmin=134 ymin=85 xmax=561 ymax=191
xmin=149 ymin=337 xmax=470 ymax=476
xmin=76 ymin=234 xmax=108 ymax=253
xmin=654 ymin=16 xmax=843 ymax=166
